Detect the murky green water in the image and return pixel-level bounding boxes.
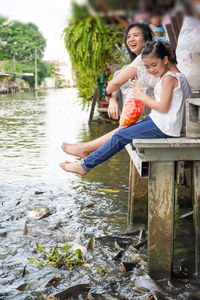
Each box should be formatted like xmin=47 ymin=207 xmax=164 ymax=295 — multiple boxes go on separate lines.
xmin=0 ymin=89 xmax=199 ymax=300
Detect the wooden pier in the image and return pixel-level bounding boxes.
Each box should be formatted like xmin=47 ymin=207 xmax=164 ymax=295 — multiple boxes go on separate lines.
xmin=126 ymin=97 xmax=200 ymax=279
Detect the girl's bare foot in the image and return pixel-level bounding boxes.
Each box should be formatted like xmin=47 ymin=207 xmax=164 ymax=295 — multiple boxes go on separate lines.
xmin=61 ymin=143 xmax=89 ymax=158
xmin=59 ymin=160 xmax=87 ymax=175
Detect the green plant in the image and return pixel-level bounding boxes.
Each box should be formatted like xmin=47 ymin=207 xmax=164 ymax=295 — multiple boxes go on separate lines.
xmin=174 ymin=203 xmax=181 ymax=232
xmin=63 ymin=1 xmax=124 ymax=105
xmin=29 ymin=243 xmax=87 ymax=269
xmin=96 ymin=265 xmax=107 ymax=275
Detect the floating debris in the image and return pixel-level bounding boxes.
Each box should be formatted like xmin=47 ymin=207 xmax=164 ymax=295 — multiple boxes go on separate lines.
xmin=98 ymin=188 xmax=120 ymax=194
xmin=24 ymin=222 xmax=28 ymax=235
xmin=180 ymin=210 xmax=193 ymax=219
xmin=144 ymin=294 xmax=155 ymax=300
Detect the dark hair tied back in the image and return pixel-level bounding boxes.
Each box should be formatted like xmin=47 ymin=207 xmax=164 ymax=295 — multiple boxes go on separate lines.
xmin=141 ymin=41 xmax=170 ymax=60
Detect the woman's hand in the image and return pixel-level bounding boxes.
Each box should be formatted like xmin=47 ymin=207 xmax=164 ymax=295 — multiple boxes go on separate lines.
xmin=108 ymin=95 xmax=119 ymax=120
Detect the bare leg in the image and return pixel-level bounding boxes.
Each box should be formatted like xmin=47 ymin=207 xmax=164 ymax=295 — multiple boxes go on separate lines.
xmin=59 ymin=161 xmax=86 ymax=175
xmin=62 ymin=126 xmax=121 ymax=158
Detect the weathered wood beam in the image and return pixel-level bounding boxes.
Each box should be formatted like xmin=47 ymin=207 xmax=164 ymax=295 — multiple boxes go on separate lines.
xmin=193 ymin=161 xmax=200 ymax=276
xmin=127 ymin=159 xmax=148 ymax=224
xmin=125 ymin=0 xmax=131 ymax=22
xmin=97 ymin=0 xmax=129 ymax=27
xmin=148 ymin=161 xmax=175 ymax=279
xmin=98 ymin=4 xmax=118 ymax=25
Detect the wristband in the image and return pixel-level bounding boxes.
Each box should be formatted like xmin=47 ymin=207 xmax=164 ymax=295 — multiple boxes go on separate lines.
xmin=103 ymin=88 xmax=112 ymax=97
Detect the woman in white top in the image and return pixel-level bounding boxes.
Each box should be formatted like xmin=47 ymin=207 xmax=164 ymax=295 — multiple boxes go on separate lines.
xmin=60 ymin=41 xmax=191 ymax=175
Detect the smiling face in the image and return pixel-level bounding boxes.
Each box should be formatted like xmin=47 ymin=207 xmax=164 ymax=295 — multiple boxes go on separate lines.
xmin=143 ymin=55 xmax=168 ymax=78
xmin=126 ymin=27 xmax=145 ymax=56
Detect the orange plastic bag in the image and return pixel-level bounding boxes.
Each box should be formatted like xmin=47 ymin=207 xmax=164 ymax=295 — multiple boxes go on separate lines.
xmin=120 ymin=81 xmax=145 ymax=127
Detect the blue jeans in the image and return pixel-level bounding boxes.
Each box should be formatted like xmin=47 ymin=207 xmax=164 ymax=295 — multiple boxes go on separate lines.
xmin=81 ymin=116 xmax=172 ymax=172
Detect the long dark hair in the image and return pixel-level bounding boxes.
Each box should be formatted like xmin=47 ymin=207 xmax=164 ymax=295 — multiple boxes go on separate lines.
xmin=124 ymin=23 xmax=153 ymax=62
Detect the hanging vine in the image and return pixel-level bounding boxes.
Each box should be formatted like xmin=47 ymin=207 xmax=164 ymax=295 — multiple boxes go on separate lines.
xmin=63 ymin=1 xmax=124 ymax=106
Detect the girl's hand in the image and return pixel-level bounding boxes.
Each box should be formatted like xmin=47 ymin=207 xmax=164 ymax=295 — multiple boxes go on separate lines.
xmin=134 ymin=88 xmax=147 ymax=102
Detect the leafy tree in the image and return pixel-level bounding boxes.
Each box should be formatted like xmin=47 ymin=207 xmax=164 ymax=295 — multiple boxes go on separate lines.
xmin=0 ymin=20 xmax=46 ymax=61
xmin=0 ymin=16 xmax=8 ymax=26
xmin=0 ymin=19 xmax=56 ymax=87
xmin=63 ymin=1 xmax=124 ymax=106
xmin=1 ymin=59 xmax=23 ymax=73
xmin=2 ymin=59 xmax=55 ymax=87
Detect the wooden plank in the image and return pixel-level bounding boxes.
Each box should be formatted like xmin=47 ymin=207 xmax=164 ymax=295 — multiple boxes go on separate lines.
xmin=127 ymin=159 xmax=148 ymax=224
xmin=141 ymin=147 xmax=200 ymax=162
xmin=193 ymin=161 xmax=200 ymax=276
xmin=148 ymin=161 xmax=175 ymax=279
xmin=98 ymin=107 xmax=108 ymax=112
xmin=126 ymin=143 xmax=200 ymax=176
xmin=126 ymin=144 xmax=145 ymax=176
xmin=186 ymin=99 xmax=200 ymax=138
xmin=131 ymin=138 xmax=200 ymax=149
xmin=97 ymin=0 xmax=128 ymax=27
xmin=175 ymin=10 xmax=183 ymax=31
xmin=188 ymin=98 xmax=200 ymax=106
xmin=171 ymin=16 xmax=180 ymax=42
xmin=165 ymin=24 xmax=177 ymax=50
xmin=127 ymin=159 xmax=135 ymax=225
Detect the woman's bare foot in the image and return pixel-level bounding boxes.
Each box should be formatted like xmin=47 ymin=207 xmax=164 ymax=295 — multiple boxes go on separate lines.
xmin=61 ymin=143 xmax=89 ymax=158
xmin=59 ymin=160 xmax=87 ymax=175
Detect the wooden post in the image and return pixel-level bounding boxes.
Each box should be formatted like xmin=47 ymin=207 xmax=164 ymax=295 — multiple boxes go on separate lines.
xmin=88 ymin=88 xmax=98 ymax=123
xmin=34 ymin=49 xmax=38 ymax=90
xmin=127 ymin=159 xmax=148 ymax=225
xmin=127 ymin=159 xmax=135 ymax=225
xmin=148 ymin=161 xmax=175 ymax=279
xmin=193 ymin=161 xmax=200 ymax=276
xmin=13 ymin=55 xmax=16 ymax=72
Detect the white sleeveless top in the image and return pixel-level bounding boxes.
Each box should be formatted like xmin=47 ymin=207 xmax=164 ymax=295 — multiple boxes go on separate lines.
xmin=149 ymin=71 xmax=191 ymax=137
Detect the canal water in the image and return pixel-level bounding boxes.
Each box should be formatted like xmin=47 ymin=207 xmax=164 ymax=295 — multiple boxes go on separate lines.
xmin=0 ymin=88 xmax=199 ymax=299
